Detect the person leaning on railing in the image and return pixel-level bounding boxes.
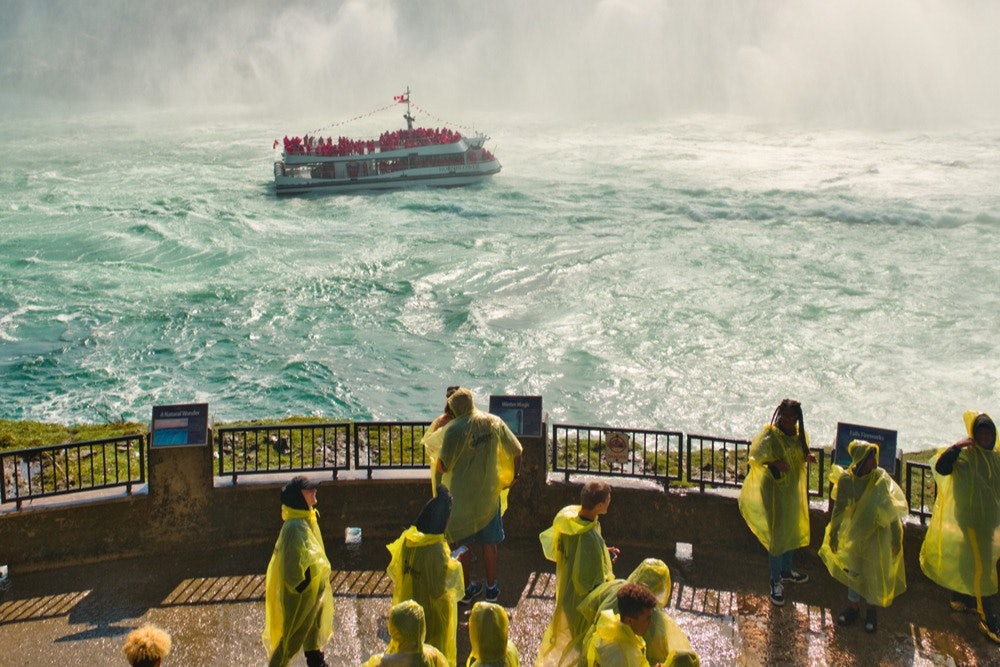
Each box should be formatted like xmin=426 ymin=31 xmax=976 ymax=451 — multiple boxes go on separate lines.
xmin=422 ymin=388 xmax=522 ymax=607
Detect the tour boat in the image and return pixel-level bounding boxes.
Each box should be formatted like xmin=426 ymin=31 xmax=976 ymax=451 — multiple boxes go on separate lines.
xmin=273 ymin=89 xmax=501 ymax=195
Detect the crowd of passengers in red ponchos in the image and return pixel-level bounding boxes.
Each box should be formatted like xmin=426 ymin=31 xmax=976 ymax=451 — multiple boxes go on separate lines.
xmin=281 ymin=127 xmax=463 ymax=157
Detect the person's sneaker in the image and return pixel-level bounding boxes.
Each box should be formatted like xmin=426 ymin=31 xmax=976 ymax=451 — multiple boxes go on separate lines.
xmin=949 ymin=596 xmax=977 ymax=614
xmin=864 ymin=608 xmax=877 ymax=633
xmin=461 ymin=582 xmax=484 ymax=605
xmin=837 ymin=606 xmax=860 ymax=626
xmin=781 ymin=570 xmax=809 ymax=584
xmin=485 ymin=581 xmax=500 ymax=603
xmin=769 ymin=581 xmax=785 ymax=606
xmin=980 ymin=616 xmax=1000 ymax=645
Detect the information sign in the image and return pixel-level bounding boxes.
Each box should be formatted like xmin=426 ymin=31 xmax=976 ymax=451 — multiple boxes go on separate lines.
xmin=151 ymin=403 xmax=210 ymax=448
xmin=834 ymin=422 xmax=898 ymax=474
xmin=489 ymin=395 xmax=543 ymax=437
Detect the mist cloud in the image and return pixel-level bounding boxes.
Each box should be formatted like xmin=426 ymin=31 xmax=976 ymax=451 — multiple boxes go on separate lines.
xmin=1 ymin=0 xmax=998 ymax=128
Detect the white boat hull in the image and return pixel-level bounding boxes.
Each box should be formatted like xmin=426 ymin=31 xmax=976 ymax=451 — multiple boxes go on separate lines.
xmin=274 ymin=161 xmax=501 ymax=195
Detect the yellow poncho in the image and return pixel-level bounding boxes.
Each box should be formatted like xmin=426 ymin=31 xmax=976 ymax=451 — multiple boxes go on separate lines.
xmin=363 ymin=600 xmax=450 ymax=667
xmin=738 ymin=424 xmax=811 ymax=555
xmin=467 ymin=601 xmax=521 ymax=667
xmin=583 ymin=610 xmax=648 ymax=667
xmin=422 ymin=389 xmax=522 ymax=542
xmin=577 ymin=560 xmax=699 ymax=667
xmin=387 ymin=526 xmax=465 ymax=666
xmin=537 ymin=506 xmax=615 ymax=667
xmin=818 ymin=445 xmax=908 ymax=607
xmin=920 ymin=411 xmax=1000 ymax=598
xmin=262 ymin=506 xmax=334 ymax=667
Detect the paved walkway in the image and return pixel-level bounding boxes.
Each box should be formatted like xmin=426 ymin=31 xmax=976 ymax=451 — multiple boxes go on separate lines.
xmin=0 ymin=536 xmax=997 ymax=666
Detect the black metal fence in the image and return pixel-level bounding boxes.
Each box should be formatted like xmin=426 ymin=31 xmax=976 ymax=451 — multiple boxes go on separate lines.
xmin=216 ymin=422 xmax=352 ymax=483
xmin=904 ymin=461 xmax=936 ymax=524
xmin=686 ymin=434 xmax=751 ymax=493
xmin=353 ymin=421 xmax=432 ymax=478
xmin=0 ymin=434 xmax=145 ymax=509
xmin=0 ymin=419 xmax=939 ymax=522
xmin=685 ymin=433 xmax=826 ymax=499
xmin=552 ymin=424 xmax=684 ymax=488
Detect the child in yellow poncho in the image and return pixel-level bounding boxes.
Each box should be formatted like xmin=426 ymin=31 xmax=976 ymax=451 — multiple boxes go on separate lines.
xmin=387 ymin=486 xmax=465 ymax=666
xmin=467 ymin=601 xmax=521 ymax=666
xmin=738 ymin=399 xmax=814 ymax=607
xmin=537 ymin=481 xmax=617 ymax=667
xmin=819 ymin=440 xmax=907 ymax=634
xmin=582 ymin=583 xmax=657 ymax=667
xmin=363 ymin=600 xmax=449 ymax=667
xmin=578 ymin=559 xmax=699 ymax=666
xmin=262 ymin=476 xmax=334 ymax=667
xmin=920 ymin=411 xmax=1000 ymax=644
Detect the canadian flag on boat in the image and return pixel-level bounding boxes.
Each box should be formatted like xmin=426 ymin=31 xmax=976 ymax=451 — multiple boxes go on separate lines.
xmin=393 ymin=94 xmax=408 ymax=103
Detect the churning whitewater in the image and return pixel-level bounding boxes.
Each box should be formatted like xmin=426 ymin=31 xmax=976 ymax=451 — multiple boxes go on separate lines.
xmin=2 ymin=108 xmax=999 ymax=453
xmin=3 ymin=1 xmax=1000 ymax=451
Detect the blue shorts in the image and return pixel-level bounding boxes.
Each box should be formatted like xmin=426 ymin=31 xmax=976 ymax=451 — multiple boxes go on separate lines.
xmin=457 ymin=506 xmax=505 ymax=546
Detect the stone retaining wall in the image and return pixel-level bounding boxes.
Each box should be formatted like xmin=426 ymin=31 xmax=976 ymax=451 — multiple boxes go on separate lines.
xmin=0 ymin=429 xmax=930 ymax=577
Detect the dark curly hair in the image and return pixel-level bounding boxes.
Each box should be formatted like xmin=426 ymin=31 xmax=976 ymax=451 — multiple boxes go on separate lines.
xmin=617 ymin=582 xmax=657 ymax=619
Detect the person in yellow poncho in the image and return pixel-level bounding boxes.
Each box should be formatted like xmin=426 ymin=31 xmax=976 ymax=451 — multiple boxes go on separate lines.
xmin=819 ymin=440 xmax=907 ymax=634
xmin=578 ymin=559 xmax=700 ymax=667
xmin=363 ymin=600 xmax=449 ymax=667
xmin=582 ymin=583 xmax=657 ymax=667
xmin=262 ymin=476 xmax=334 ymax=667
xmin=738 ymin=399 xmax=814 ymax=607
xmin=387 ymin=486 xmax=465 ymax=666
xmin=468 ymin=601 xmax=521 ymax=666
xmin=920 ymin=411 xmax=1000 ymax=644
xmin=422 ymin=388 xmax=522 ymax=605
xmin=537 ymin=481 xmax=618 ymax=667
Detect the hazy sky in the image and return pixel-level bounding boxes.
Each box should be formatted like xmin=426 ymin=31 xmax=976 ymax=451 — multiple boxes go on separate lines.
xmin=2 ymin=0 xmax=999 ymax=127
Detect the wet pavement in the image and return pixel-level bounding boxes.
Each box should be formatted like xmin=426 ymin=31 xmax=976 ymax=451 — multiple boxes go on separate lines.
xmin=1 ymin=535 xmax=998 ymax=666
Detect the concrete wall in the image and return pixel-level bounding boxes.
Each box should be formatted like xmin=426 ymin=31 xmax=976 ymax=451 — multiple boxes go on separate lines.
xmin=0 ymin=428 xmax=930 ymax=574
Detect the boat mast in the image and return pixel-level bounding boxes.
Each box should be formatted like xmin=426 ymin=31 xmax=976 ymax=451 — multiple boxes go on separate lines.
xmin=402 ymin=86 xmax=414 ymax=133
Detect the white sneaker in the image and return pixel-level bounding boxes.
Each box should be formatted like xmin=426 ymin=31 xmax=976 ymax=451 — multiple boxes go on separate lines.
xmin=769 ymin=580 xmax=784 ymax=606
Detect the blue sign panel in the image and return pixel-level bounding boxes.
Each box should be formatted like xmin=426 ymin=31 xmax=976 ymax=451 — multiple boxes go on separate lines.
xmin=489 ymin=395 xmax=543 ymax=437
xmin=151 ymin=403 xmax=210 ymax=448
xmin=834 ymin=422 xmax=898 ymax=474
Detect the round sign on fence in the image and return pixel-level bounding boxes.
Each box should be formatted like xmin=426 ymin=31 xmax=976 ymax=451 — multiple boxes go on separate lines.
xmin=604 ymin=431 xmax=630 ymax=465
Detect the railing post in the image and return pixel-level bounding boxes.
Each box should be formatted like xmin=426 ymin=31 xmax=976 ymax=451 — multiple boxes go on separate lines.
xmin=148 ymin=430 xmax=214 ymax=541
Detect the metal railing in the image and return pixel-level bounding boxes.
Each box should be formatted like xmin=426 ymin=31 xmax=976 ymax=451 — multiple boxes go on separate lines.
xmin=904 ymin=460 xmax=936 ymax=524
xmin=686 ymin=434 xmax=751 ymax=493
xmin=0 ymin=417 xmax=942 ymax=522
xmin=353 ymin=421 xmax=432 ymax=479
xmin=552 ymin=424 xmax=684 ymax=488
xmin=0 ymin=434 xmax=145 ymax=509
xmin=216 ymin=422 xmax=351 ymax=483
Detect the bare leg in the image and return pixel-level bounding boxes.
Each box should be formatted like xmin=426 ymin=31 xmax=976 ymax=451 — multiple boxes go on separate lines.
xmin=483 ymin=544 xmax=498 ymax=586
xmin=458 ymin=548 xmax=472 ymax=586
